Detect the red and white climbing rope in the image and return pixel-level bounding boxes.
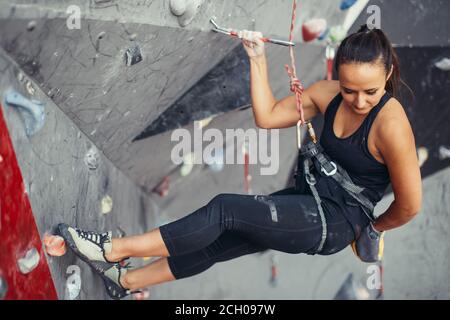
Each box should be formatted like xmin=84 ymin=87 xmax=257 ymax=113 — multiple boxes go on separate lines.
xmin=284 ymin=0 xmax=305 ymax=126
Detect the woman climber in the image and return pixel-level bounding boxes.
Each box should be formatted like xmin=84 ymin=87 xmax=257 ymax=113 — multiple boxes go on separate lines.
xmin=57 ymin=25 xmax=422 ymax=299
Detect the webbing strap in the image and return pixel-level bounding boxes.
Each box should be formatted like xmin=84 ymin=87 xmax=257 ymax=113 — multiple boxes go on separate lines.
xmin=304 ymin=159 xmax=327 ymax=253
xmin=314 ymin=153 xmax=375 ymax=220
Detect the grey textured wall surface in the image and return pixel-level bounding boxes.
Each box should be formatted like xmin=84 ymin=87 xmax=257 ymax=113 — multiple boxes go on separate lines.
xmin=350 ymin=0 xmax=450 ymax=47
xmin=0 ymin=0 xmax=356 ymax=194
xmin=0 ymin=50 xmax=156 ymax=299
xmin=1 ymin=0 xmax=449 ymax=300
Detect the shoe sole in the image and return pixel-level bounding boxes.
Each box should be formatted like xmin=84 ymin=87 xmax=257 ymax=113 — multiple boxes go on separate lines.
xmin=57 ymin=223 xmax=114 ymax=273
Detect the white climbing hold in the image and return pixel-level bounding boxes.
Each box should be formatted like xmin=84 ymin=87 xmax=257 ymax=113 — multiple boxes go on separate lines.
xmin=17 ymin=72 xmax=25 ymax=83
xmin=205 ymin=147 xmax=224 ymax=172
xmin=27 ymin=20 xmax=36 ymax=31
xmin=101 ymin=195 xmax=113 ymax=215
xmin=65 ymin=265 xmax=81 ymax=300
xmin=178 ymin=0 xmax=204 ymax=27
xmin=129 ymin=33 xmax=138 ymax=41
xmin=133 ymin=288 xmax=150 ymax=300
xmin=196 ymin=116 xmax=213 ymax=129
xmin=435 ymin=58 xmax=450 ymax=71
xmin=125 ymin=43 xmax=143 ymax=66
xmin=417 ymin=147 xmax=429 ymax=167
xmin=170 ymin=0 xmax=187 ymax=16
xmin=17 ymin=247 xmax=40 ymax=274
xmin=180 ymin=152 xmax=195 ymax=176
xmin=84 ymin=146 xmax=100 ymax=170
xmin=97 ymin=31 xmax=106 ymax=40
xmin=26 ymin=81 xmax=35 ymax=95
xmin=439 ymin=146 xmax=450 ymax=160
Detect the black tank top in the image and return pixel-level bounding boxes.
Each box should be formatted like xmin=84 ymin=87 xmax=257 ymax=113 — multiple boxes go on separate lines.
xmin=320 ymin=91 xmax=391 ymax=205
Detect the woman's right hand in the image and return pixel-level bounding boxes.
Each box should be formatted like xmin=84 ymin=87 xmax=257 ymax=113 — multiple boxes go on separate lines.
xmin=239 ymin=30 xmax=265 ymax=59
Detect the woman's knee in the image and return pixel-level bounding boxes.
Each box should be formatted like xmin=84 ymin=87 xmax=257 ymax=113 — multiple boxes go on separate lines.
xmin=208 ymin=193 xmax=235 ymax=208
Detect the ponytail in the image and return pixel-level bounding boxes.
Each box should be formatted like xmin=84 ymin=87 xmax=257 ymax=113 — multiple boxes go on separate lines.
xmin=334 ymin=24 xmax=412 ymax=100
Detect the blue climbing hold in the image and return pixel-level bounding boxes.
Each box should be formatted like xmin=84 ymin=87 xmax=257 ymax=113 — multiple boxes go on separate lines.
xmin=4 ymin=90 xmax=45 ymax=137
xmin=318 ymin=28 xmax=329 ymax=41
xmin=340 ymin=0 xmax=358 ymax=10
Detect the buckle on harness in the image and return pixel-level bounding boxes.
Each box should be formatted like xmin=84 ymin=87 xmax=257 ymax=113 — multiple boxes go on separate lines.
xmin=321 ymin=161 xmax=337 ymax=176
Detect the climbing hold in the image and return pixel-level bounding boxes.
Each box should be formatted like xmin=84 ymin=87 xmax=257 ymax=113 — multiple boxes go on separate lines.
xmin=340 ymin=0 xmax=358 ymax=10
xmin=153 ymin=176 xmax=170 ymax=197
xmin=0 ymin=155 xmax=3 ymax=163
xmin=170 ymin=0 xmax=187 ymax=16
xmin=439 ymin=146 xmax=450 ymax=160
xmin=133 ymin=288 xmax=150 ymax=300
xmin=27 ymin=20 xmax=36 ymax=31
xmin=328 ymin=25 xmax=347 ymax=44
xmin=65 ymin=265 xmax=81 ymax=300
xmin=4 ymin=90 xmax=45 ymax=137
xmin=180 ymin=152 xmax=195 ymax=176
xmin=326 ymin=45 xmax=336 ymax=80
xmin=17 ymin=247 xmax=40 ymax=274
xmin=17 ymin=72 xmax=25 ymax=83
xmin=26 ymin=81 xmax=35 ymax=95
xmin=125 ymin=43 xmax=143 ymax=66
xmin=417 ymin=147 xmax=429 ymax=167
xmin=197 ymin=116 xmax=213 ymax=129
xmin=318 ymin=28 xmax=329 ymax=41
xmin=205 ymin=147 xmax=224 ymax=172
xmin=97 ymin=31 xmax=106 ymax=40
xmin=334 ymin=273 xmax=371 ymax=300
xmin=0 ymin=276 xmax=7 ymax=299
xmin=269 ymin=253 xmax=279 ymax=287
xmin=129 ymin=33 xmax=138 ymax=41
xmin=84 ymin=146 xmax=100 ymax=170
xmin=302 ymin=18 xmax=327 ymax=42
xmin=101 ymin=195 xmax=113 ymax=215
xmin=434 ymin=58 xmax=450 ymax=71
xmin=178 ymin=0 xmax=204 ymax=27
xmin=43 ymin=233 xmax=67 ymax=257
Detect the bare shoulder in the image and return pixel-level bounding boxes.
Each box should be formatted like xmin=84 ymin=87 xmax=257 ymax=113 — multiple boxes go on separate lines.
xmin=307 ymin=80 xmax=340 ymax=115
xmin=374 ymin=97 xmax=414 ymax=150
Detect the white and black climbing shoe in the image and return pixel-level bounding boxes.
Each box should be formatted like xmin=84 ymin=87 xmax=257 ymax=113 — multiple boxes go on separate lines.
xmin=57 ymin=223 xmax=115 ymax=273
xmin=101 ymin=263 xmax=133 ymax=300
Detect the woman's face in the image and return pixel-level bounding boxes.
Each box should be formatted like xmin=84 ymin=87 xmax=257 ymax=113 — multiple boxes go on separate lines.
xmin=338 ymin=61 xmax=391 ymax=116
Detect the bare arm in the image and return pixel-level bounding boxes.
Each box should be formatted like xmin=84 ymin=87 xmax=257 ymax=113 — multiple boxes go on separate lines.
xmin=242 ymin=30 xmax=322 ymax=129
xmin=372 ymin=102 xmax=422 ymax=232
xmin=250 ymin=55 xmax=325 ymax=129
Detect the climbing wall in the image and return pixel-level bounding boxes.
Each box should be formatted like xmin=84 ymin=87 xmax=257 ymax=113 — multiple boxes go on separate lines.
xmin=0 ymin=51 xmax=156 ymax=299
xmin=1 ymin=0 xmax=449 ymax=300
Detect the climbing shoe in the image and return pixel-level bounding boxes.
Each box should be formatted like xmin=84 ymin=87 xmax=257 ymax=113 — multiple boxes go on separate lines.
xmin=101 ymin=263 xmax=133 ymax=300
xmin=57 ymin=223 xmax=115 ymax=273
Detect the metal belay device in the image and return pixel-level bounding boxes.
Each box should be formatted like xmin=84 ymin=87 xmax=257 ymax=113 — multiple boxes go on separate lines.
xmin=294 ymin=121 xmax=376 ymax=254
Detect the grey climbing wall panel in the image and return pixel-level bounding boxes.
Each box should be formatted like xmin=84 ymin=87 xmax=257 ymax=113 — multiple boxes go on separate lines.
xmin=0 ymin=50 xmax=156 ymax=299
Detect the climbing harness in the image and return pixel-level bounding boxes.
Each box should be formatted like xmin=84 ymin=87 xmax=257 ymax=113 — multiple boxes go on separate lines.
xmin=286 ymin=1 xmax=375 ymax=254
xmin=294 ymin=139 xmax=378 ymax=254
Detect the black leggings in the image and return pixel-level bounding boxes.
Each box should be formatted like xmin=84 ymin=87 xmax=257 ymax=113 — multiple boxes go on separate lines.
xmin=159 ymin=187 xmax=368 ymax=279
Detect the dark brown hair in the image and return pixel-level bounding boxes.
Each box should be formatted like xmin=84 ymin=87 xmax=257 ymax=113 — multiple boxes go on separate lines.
xmin=334 ymin=24 xmax=411 ymax=100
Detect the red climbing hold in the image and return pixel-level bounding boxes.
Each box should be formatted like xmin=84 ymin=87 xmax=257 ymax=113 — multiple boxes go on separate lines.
xmin=302 ymin=19 xmax=327 ymax=42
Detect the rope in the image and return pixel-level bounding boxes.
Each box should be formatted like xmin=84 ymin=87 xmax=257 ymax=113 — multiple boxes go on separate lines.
xmin=284 ymin=0 xmax=305 ymax=125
